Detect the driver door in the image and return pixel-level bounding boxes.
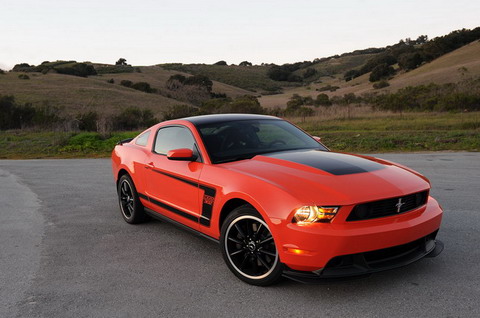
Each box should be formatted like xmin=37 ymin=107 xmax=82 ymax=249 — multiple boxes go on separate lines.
xmin=144 ymin=125 xmax=203 ymax=230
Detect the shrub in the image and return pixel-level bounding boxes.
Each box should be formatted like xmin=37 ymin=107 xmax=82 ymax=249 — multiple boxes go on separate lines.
xmin=77 ymin=111 xmax=99 ymax=131
xmin=287 ymin=74 xmax=303 ymax=82
xmin=344 ymin=69 xmax=361 ymax=81
xmin=267 ymin=66 xmax=291 ymax=81
xmin=53 ymin=63 xmax=97 ymax=77
xmin=373 ymin=80 xmax=390 ymax=89
xmin=0 ymin=69 xmax=5 ymax=74
xmin=214 ymin=60 xmax=227 ymax=66
xmin=163 ymin=105 xmax=199 ymax=120
xmin=131 ymin=82 xmax=154 ymax=93
xmin=12 ymin=63 xmax=35 ymax=72
xmin=316 ymin=85 xmax=340 ymax=92
xmin=0 ymin=95 xmax=61 ymax=130
xmin=120 ymin=80 xmax=133 ymax=88
xmin=114 ymin=107 xmax=158 ymax=130
xmin=18 ymin=74 xmax=30 ymax=80
xmin=166 ymin=74 xmax=186 ymax=90
xmin=365 ymin=80 xmax=480 ymax=112
xmin=183 ymin=75 xmax=213 ymax=92
xmin=200 ymin=96 xmax=265 ymax=114
xmin=303 ymin=68 xmax=317 ymax=78
xmin=107 ymin=78 xmax=114 ymax=84
xmin=32 ymin=104 xmax=61 ymax=128
xmin=96 ymin=65 xmax=134 ymax=74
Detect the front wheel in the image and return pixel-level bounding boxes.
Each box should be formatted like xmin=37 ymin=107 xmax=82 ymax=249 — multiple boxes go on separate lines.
xmin=117 ymin=174 xmax=147 ymax=224
xmin=220 ymin=206 xmax=283 ymax=286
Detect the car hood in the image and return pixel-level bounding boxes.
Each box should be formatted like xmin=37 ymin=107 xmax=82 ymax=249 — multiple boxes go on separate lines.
xmin=222 ymin=149 xmax=430 ymax=205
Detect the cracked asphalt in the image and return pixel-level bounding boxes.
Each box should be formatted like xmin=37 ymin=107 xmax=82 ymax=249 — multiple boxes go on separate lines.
xmin=0 ymin=153 xmax=479 ymax=317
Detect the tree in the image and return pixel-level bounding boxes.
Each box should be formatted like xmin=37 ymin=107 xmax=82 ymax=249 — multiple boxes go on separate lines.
xmin=163 ymin=105 xmax=199 ymax=120
xmin=303 ymin=68 xmax=317 ymax=79
xmin=286 ymin=94 xmax=304 ymax=109
xmin=267 ymin=66 xmax=290 ymax=81
xmin=184 ymin=75 xmax=213 ymax=92
xmin=239 ymin=61 xmax=252 ymax=66
xmin=315 ymin=93 xmax=332 ymax=106
xmin=416 ymin=35 xmax=428 ymax=44
xmin=214 ymin=60 xmax=227 ymax=66
xmin=166 ymin=74 xmax=186 ymax=90
xmin=116 ymin=58 xmax=127 ymax=66
xmin=398 ymin=52 xmax=424 ymax=71
xmin=369 ymin=63 xmax=395 ymax=82
xmin=344 ymin=69 xmax=361 ymax=81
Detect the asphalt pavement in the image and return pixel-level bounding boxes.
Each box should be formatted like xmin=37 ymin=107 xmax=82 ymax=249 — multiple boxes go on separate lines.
xmin=0 ymin=153 xmax=479 ymax=317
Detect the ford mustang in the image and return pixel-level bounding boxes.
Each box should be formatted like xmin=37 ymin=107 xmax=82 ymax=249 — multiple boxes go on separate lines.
xmin=111 ymin=114 xmax=443 ymax=286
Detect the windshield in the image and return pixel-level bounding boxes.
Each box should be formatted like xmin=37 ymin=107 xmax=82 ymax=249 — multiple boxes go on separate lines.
xmin=196 ymin=119 xmax=328 ymax=163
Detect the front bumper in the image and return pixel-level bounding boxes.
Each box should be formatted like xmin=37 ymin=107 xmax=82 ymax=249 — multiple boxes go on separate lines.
xmin=274 ymin=197 xmax=443 ymax=273
xmin=283 ymin=232 xmax=443 ymax=283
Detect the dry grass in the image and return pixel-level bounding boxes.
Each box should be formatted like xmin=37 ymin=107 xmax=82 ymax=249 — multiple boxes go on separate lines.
xmin=0 ymin=72 xmax=185 ymax=117
xmin=0 ymin=65 xmax=253 ymax=119
xmin=260 ymin=41 xmax=480 ymax=108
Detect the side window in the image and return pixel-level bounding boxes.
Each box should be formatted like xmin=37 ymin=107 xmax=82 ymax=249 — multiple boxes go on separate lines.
xmin=135 ymin=131 xmax=151 ymax=147
xmin=154 ymin=126 xmax=196 ymax=155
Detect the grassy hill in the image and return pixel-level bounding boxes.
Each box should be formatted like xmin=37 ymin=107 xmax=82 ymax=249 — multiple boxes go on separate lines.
xmin=2 ymin=28 xmax=479 ymax=119
xmin=0 ymin=65 xmax=253 ymax=118
xmin=0 ymin=71 xmax=188 ymax=118
xmin=260 ymin=40 xmax=480 ymax=108
xmin=293 ymin=53 xmax=378 ymax=80
xmin=160 ymin=63 xmax=286 ymax=93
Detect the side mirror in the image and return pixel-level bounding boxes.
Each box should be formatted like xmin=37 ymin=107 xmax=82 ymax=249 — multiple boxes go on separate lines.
xmin=313 ymin=136 xmax=322 ymax=143
xmin=167 ymin=148 xmax=197 ymax=161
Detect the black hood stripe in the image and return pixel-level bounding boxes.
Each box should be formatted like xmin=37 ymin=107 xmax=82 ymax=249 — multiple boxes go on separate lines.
xmin=264 ymin=150 xmax=384 ymax=175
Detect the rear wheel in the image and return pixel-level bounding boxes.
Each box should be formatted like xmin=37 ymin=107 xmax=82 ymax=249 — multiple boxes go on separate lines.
xmin=117 ymin=174 xmax=146 ymax=224
xmin=220 ymin=205 xmax=283 ymax=286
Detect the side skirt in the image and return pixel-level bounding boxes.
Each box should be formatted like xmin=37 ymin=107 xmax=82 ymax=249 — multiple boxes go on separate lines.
xmin=144 ymin=207 xmax=219 ymax=244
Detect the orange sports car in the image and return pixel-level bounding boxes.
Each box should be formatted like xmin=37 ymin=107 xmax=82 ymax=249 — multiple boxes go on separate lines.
xmin=111 ymin=114 xmax=443 ymax=286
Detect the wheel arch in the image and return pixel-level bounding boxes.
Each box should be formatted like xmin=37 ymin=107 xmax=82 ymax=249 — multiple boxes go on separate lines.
xmin=218 ymin=198 xmax=252 ymax=232
xmin=117 ymin=168 xmax=130 ymax=186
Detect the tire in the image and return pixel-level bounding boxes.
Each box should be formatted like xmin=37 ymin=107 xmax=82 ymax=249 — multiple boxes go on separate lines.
xmin=117 ymin=174 xmax=147 ymax=224
xmin=220 ymin=205 xmax=283 ymax=286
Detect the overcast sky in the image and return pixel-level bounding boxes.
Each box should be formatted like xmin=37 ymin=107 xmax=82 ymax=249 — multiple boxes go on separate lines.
xmin=1 ymin=0 xmax=479 ymax=70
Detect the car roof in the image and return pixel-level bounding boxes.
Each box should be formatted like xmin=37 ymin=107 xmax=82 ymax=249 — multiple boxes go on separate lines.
xmin=182 ymin=113 xmax=280 ymax=126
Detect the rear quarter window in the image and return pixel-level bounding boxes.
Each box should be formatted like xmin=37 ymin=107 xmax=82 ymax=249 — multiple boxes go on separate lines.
xmin=135 ymin=131 xmax=151 ymax=147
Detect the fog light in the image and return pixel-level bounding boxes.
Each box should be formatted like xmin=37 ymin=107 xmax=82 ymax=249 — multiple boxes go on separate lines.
xmin=293 ymin=206 xmax=339 ymax=224
xmin=286 ymin=248 xmax=309 ymax=255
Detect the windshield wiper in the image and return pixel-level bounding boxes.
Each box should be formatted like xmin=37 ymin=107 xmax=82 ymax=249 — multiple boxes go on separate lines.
xmin=215 ymin=155 xmax=256 ymax=164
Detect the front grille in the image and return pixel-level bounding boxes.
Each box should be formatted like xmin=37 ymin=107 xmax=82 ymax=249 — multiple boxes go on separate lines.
xmin=347 ymin=190 xmax=428 ymax=221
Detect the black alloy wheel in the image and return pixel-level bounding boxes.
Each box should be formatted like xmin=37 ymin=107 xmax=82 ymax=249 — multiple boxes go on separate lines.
xmin=220 ymin=205 xmax=283 ymax=286
xmin=117 ymin=174 xmax=146 ymax=224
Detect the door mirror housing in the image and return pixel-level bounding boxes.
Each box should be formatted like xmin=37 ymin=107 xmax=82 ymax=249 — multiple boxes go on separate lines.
xmin=167 ymin=148 xmax=197 ymax=161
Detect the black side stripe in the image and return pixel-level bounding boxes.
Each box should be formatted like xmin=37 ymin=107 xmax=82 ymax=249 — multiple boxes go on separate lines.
xmin=146 ymin=168 xmax=216 ymax=227
xmin=139 ymin=192 xmax=199 ymax=222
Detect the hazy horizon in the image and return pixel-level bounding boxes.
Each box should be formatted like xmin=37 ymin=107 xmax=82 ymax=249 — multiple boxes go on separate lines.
xmin=1 ymin=0 xmax=479 ymax=70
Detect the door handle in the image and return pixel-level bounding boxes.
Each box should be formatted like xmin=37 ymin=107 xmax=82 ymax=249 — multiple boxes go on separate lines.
xmin=145 ymin=162 xmax=154 ymax=169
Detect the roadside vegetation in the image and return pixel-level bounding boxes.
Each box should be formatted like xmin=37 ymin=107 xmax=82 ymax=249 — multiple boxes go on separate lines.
xmin=0 ymin=111 xmax=478 ymax=159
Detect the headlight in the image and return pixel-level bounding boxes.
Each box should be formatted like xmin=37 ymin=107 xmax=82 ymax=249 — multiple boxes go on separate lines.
xmin=293 ymin=206 xmax=339 ymax=224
